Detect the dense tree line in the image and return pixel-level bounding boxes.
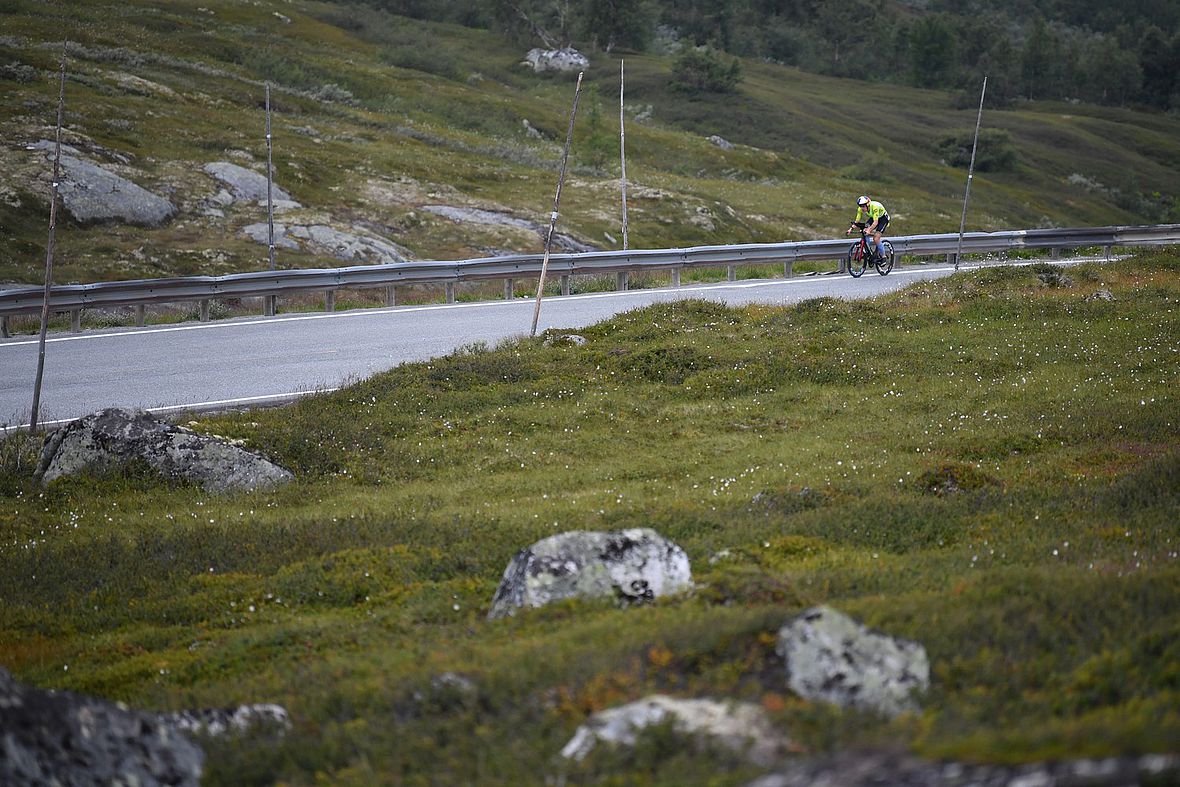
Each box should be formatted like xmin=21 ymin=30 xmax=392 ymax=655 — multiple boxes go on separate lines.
xmin=355 ymin=0 xmax=1180 ymax=109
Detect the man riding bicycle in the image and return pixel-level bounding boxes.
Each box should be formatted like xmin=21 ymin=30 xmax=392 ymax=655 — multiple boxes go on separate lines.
xmin=846 ymin=195 xmax=890 ymax=263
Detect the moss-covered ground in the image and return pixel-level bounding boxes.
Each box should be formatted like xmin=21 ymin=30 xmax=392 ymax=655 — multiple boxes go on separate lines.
xmin=1 ymin=249 xmax=1177 ymax=784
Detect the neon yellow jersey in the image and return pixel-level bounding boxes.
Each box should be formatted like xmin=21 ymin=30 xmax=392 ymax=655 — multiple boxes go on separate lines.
xmin=854 ymin=200 xmax=888 ymax=223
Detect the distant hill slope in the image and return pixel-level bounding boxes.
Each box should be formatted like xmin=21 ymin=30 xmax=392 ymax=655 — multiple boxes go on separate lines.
xmin=1 ymin=0 xmax=1178 ymax=286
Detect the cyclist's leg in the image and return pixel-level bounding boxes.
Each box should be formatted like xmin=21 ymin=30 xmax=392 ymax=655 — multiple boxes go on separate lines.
xmin=873 ymin=217 xmax=890 ymax=259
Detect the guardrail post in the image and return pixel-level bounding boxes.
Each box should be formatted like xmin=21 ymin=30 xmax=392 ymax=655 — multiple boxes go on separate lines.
xmin=672 ymin=268 xmax=681 ymax=287
xmin=504 ymin=279 xmax=514 ymax=300
xmin=947 ymin=253 xmax=957 ymax=267
xmin=616 ymin=272 xmax=628 ymax=291
xmin=135 ymin=305 xmax=145 ymax=327
xmin=1 ymin=316 xmax=9 ymax=338
xmin=199 ymin=299 xmax=210 ymax=322
xmin=385 ymin=286 xmax=396 ymax=307
xmin=560 ymin=275 xmax=570 ymax=296
xmin=727 ymin=265 xmax=736 ymax=282
xmin=264 ymin=295 xmax=276 ymax=317
xmin=70 ymin=309 xmax=81 ymax=332
xmin=1103 ymin=245 xmax=1112 ymax=260
xmin=1050 ymin=248 xmax=1060 ymax=259
xmin=325 ymin=290 xmax=336 ymax=312
xmin=784 ymin=261 xmax=793 ymax=278
xmin=445 ymin=282 xmax=455 ymax=303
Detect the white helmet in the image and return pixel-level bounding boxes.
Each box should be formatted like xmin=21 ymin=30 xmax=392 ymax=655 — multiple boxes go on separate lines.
xmin=857 ymin=195 xmax=870 ymax=206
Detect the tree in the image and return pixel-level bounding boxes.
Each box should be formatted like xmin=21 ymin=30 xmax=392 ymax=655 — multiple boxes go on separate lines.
xmin=908 ymin=15 xmax=957 ymax=88
xmin=669 ymin=46 xmax=742 ymax=93
xmin=577 ymin=0 xmax=654 ymax=52
xmin=1021 ymin=16 xmax=1064 ymax=100
xmin=1083 ymin=35 xmax=1142 ymax=105
xmin=1139 ymin=26 xmax=1179 ymax=108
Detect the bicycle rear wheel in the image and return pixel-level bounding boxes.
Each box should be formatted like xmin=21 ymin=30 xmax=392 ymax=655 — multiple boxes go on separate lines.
xmin=847 ymin=242 xmax=867 ymax=278
xmin=875 ymin=240 xmax=895 ymax=275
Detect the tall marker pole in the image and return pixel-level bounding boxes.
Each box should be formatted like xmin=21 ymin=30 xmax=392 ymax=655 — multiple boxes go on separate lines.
xmin=265 ymin=82 xmax=276 ymax=271
xmin=30 ymin=43 xmax=68 ymax=435
xmin=619 ymin=60 xmax=629 ymax=250
xmin=530 ymin=71 xmax=584 ymax=338
xmin=954 ymin=76 xmax=987 ymax=272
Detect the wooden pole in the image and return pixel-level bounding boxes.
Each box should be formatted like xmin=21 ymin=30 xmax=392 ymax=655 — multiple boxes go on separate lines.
xmin=265 ymin=82 xmax=276 ymax=271
xmin=954 ymin=76 xmax=987 ymax=272
xmin=619 ymin=59 xmax=629 ymax=250
xmin=30 ymin=43 xmax=68 ymax=435
xmin=530 ymin=71 xmax=583 ymax=338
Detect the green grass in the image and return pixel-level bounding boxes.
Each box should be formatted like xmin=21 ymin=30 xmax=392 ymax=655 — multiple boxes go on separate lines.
xmin=2 ymin=0 xmax=1179 ymax=290
xmin=1 ymin=250 xmax=1177 ymax=783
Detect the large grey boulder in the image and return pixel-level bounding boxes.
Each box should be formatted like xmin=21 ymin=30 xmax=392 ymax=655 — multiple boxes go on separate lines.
xmin=203 ymin=161 xmax=296 ymax=204
xmin=776 ymin=606 xmax=929 ymax=718
xmin=0 ymin=666 xmax=205 ymax=787
xmin=36 ymin=408 xmax=293 ymax=494
xmin=522 ymin=47 xmax=589 ymax=73
xmin=561 ymin=695 xmax=787 ymax=767
xmin=30 ymin=140 xmax=176 ymax=227
xmin=488 ymin=528 xmax=691 ymax=619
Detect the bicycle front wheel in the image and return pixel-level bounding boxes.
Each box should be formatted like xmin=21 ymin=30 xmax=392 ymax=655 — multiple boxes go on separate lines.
xmin=847 ymin=243 xmax=867 ymax=278
xmin=875 ymin=240 xmax=895 ymax=275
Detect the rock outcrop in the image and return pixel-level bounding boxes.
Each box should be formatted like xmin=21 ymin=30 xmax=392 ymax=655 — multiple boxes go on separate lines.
xmin=562 ymin=695 xmax=787 ymax=767
xmin=36 ymin=407 xmax=293 ymax=494
xmin=242 ymin=222 xmax=412 ymax=264
xmin=488 ymin=528 xmax=691 ymax=619
xmin=30 ymin=140 xmax=176 ymax=227
xmin=776 ymin=606 xmax=929 ymax=718
xmin=0 ymin=666 xmax=205 ymax=787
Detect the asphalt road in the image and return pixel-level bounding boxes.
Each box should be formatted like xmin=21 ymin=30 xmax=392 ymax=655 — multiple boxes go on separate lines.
xmin=0 ymin=260 xmax=1049 ymax=431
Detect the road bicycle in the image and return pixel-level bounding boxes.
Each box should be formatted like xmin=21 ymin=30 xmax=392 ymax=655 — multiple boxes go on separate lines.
xmin=846 ymin=231 xmax=895 ymax=278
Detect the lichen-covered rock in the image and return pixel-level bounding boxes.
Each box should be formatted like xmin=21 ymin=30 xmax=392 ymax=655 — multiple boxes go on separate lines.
xmin=776 ymin=606 xmax=929 ymax=718
xmin=488 ymin=528 xmax=691 ymax=619
xmin=561 ymin=695 xmax=787 ymax=767
xmin=36 ymin=407 xmax=293 ymax=494
xmin=0 ymin=666 xmax=205 ymax=787
xmin=522 ymin=47 xmax=589 ymax=73
xmin=30 ymin=140 xmax=176 ymax=227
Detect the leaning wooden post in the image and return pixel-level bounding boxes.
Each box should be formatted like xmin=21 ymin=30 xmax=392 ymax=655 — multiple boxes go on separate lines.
xmin=30 ymin=43 xmax=68 ymax=435
xmin=265 ymin=82 xmax=276 ymax=271
xmin=954 ymin=76 xmax=987 ymax=273
xmin=530 ymin=71 xmax=583 ymax=338
xmin=619 ymin=59 xmax=629 ymax=251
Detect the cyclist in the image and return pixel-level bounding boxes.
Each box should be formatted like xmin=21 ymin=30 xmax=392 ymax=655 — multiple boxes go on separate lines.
xmin=846 ymin=195 xmax=890 ymax=263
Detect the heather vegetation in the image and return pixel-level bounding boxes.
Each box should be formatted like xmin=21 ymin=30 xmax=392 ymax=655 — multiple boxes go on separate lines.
xmin=1 ymin=0 xmax=1178 ymax=291
xmin=1 ymin=250 xmax=1177 ymax=783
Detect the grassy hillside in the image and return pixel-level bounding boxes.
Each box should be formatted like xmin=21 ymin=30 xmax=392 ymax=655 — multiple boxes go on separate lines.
xmin=1 ymin=249 xmax=1177 ymax=783
xmin=1 ymin=0 xmax=1178 ymax=290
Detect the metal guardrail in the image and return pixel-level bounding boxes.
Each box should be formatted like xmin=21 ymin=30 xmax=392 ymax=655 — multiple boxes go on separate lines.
xmin=1 ymin=224 xmax=1177 ymax=332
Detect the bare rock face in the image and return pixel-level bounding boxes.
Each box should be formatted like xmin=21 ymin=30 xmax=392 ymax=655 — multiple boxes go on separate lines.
xmin=0 ymin=666 xmax=205 ymax=787
xmin=30 ymin=140 xmax=176 ymax=227
xmin=159 ymin=704 xmax=291 ymax=738
xmin=776 ymin=606 xmax=929 ymax=718
xmin=203 ymin=161 xmax=296 ymax=204
xmin=242 ymin=222 xmax=412 ymax=264
xmin=522 ymin=47 xmax=589 ymax=73
xmin=488 ymin=528 xmax=692 ymax=619
xmin=561 ymin=695 xmax=788 ymax=767
xmin=36 ymin=407 xmax=293 ymax=494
